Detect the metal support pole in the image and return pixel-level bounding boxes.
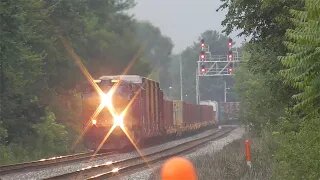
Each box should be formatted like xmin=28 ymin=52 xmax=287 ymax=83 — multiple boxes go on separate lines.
xmin=0 ymin=48 xmax=3 ymax=122
xmin=179 ymin=55 xmax=183 ymax=101
xmin=224 ymin=81 xmax=227 ymax=102
xmin=196 ymin=69 xmax=199 ymax=104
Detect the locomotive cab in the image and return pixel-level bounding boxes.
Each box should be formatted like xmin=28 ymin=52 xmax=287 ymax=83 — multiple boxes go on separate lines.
xmin=81 ymin=75 xmax=166 ymax=151
xmin=81 ymin=76 xmax=142 ymax=151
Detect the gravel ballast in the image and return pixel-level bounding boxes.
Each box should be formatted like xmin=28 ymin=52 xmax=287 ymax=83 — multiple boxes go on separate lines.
xmin=122 ymin=126 xmax=245 ymax=180
xmin=1 ymin=127 xmax=232 ymax=180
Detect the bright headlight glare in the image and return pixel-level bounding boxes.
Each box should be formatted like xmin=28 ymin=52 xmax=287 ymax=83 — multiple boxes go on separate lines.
xmin=113 ymin=116 xmax=124 ymax=127
xmin=101 ymin=93 xmax=112 ymax=108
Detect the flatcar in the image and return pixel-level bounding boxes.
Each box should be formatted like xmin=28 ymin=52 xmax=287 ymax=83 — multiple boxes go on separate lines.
xmin=81 ymin=75 xmax=216 ymax=150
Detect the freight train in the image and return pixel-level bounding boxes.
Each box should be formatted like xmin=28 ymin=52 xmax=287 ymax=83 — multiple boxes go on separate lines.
xmin=81 ymin=75 xmax=217 ymax=150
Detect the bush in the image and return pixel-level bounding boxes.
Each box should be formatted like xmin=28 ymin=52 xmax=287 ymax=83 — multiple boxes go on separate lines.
xmin=31 ymin=109 xmax=69 ymax=157
xmin=274 ymin=117 xmax=320 ymax=179
xmin=0 ymin=110 xmax=68 ymax=165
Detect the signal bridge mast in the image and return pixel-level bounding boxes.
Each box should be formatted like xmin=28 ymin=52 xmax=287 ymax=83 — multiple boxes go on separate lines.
xmin=196 ymin=38 xmax=240 ymax=104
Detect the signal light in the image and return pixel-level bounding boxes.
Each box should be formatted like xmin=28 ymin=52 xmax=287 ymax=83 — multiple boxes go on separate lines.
xmin=228 ymin=68 xmax=233 ymax=74
xmin=228 ymin=50 xmax=233 ymax=61
xmin=200 ymin=39 xmax=205 ymax=48
xmin=228 ymin=38 xmax=233 ymax=49
xmin=201 ymin=64 xmax=206 ymax=73
xmin=200 ymin=51 xmax=205 ymax=60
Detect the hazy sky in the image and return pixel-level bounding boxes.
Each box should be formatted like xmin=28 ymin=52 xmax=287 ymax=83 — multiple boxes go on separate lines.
xmin=131 ymin=0 xmax=244 ymax=53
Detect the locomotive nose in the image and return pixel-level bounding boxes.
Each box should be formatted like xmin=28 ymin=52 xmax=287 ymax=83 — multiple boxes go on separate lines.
xmin=112 ymin=94 xmax=130 ymax=111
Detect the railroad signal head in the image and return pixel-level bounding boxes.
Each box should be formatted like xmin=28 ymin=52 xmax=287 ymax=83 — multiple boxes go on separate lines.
xmin=201 ymin=64 xmax=206 ymax=73
xmin=200 ymin=51 xmax=205 ymax=60
xmin=228 ymin=38 xmax=233 ymax=49
xmin=228 ymin=50 xmax=233 ymax=61
xmin=200 ymin=39 xmax=205 ymax=48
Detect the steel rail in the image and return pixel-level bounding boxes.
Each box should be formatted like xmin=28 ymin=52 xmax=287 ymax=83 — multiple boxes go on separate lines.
xmin=47 ymin=127 xmax=235 ymax=180
xmin=0 ymin=150 xmax=118 ymax=175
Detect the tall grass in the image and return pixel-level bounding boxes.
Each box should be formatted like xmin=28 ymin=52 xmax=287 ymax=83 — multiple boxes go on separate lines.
xmin=150 ymin=134 xmax=275 ymax=180
xmin=192 ymin=135 xmax=274 ymax=180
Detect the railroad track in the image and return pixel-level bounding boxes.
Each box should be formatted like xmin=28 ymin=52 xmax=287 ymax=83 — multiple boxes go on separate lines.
xmin=46 ymin=127 xmax=235 ymax=180
xmin=0 ymin=150 xmax=118 ymax=176
xmin=0 ymin=126 xmax=235 ymax=179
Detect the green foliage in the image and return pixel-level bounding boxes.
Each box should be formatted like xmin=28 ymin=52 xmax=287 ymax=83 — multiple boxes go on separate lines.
xmin=272 ymin=0 xmax=320 ymax=178
xmin=0 ymin=0 xmax=172 ymax=164
xmin=225 ymin=0 xmax=320 ymax=178
xmin=280 ymin=0 xmax=320 ymax=116
xmin=274 ymin=117 xmax=320 ymax=179
xmin=32 ymin=110 xmax=68 ymax=155
xmin=234 ymin=45 xmax=293 ymax=133
xmin=218 ymin=0 xmax=304 ymax=41
xmin=0 ymin=122 xmax=7 ymax=144
xmin=0 ymin=0 xmax=48 ymax=143
xmin=221 ymin=0 xmax=301 ymax=132
xmin=218 ymin=0 xmax=303 ymax=118
xmin=0 ymin=110 xmax=68 ymax=165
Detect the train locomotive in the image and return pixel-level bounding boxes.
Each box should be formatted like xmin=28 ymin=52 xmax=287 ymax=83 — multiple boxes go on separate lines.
xmin=81 ymin=75 xmax=217 ymax=150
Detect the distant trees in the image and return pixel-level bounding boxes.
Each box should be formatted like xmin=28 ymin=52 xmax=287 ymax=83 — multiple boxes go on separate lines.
xmin=0 ymin=0 xmax=173 ymax=164
xmin=169 ymin=30 xmax=234 ymax=103
xmin=134 ymin=21 xmax=173 ymax=90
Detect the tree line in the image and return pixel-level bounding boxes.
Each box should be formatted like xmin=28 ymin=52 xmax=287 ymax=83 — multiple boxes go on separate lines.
xmin=0 ymin=0 xmax=173 ymax=164
xmin=218 ymin=0 xmax=319 ymax=178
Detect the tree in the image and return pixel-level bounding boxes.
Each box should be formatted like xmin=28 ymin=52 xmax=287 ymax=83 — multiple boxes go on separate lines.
xmin=280 ymin=0 xmax=320 ymax=117
xmin=0 ymin=0 xmax=48 ymax=143
xmin=234 ymin=49 xmax=287 ymax=133
xmin=218 ymin=0 xmax=304 ymax=132
xmin=0 ymin=0 xmax=158 ymax=164
xmin=134 ymin=21 xmax=173 ymax=90
xmin=218 ymin=0 xmax=303 ymax=41
xmin=274 ymin=2 xmax=320 ymax=177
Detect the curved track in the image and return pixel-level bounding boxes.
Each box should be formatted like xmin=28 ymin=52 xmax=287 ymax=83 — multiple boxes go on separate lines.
xmin=0 ymin=151 xmax=117 ymax=176
xmin=46 ymin=127 xmax=235 ymax=180
xmin=0 ymin=126 xmax=236 ymax=180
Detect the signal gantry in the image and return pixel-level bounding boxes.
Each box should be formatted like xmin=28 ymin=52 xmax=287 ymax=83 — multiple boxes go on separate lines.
xmin=196 ymin=38 xmax=240 ymax=103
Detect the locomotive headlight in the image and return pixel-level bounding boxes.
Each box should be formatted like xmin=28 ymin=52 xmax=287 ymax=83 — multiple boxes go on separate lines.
xmin=101 ymin=93 xmax=112 ymax=108
xmin=113 ymin=115 xmax=124 ymax=128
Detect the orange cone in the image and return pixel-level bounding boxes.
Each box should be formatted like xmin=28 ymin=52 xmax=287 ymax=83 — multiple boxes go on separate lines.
xmin=161 ymin=157 xmax=197 ymax=180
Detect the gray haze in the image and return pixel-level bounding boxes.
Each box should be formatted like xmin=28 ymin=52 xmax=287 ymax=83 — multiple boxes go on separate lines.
xmin=131 ymin=0 xmax=244 ymax=53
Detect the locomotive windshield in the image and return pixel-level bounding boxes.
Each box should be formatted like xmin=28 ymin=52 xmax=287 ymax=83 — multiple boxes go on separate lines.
xmin=81 ymin=79 xmax=133 ymax=99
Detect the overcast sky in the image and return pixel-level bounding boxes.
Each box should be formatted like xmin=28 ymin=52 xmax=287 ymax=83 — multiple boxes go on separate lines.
xmin=131 ymin=0 xmax=244 ymax=53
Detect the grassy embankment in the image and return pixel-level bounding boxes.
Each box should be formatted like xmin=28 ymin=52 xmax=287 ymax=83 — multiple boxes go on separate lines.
xmin=150 ymin=134 xmax=274 ymax=180
xmin=192 ymin=135 xmax=274 ymax=180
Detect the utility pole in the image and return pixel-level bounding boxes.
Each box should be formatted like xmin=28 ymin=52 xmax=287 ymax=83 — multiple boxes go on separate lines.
xmin=224 ymin=80 xmax=231 ymax=102
xmin=0 ymin=47 xmax=3 ymax=122
xmin=196 ymin=69 xmax=199 ymax=104
xmin=179 ymin=55 xmax=183 ymax=101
